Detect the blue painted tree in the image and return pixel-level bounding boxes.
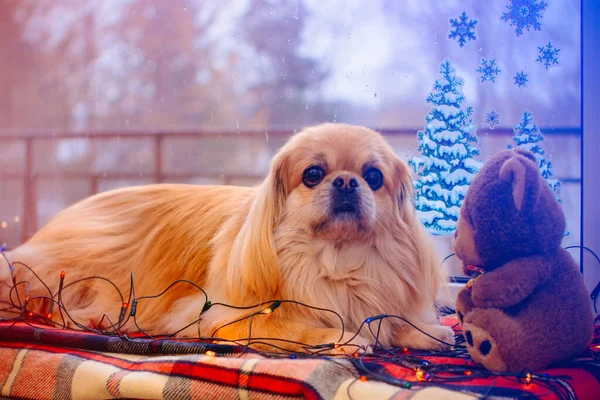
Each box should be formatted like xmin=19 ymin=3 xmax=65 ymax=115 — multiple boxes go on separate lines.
xmin=509 ymin=111 xmax=561 ymax=198
xmin=410 ymin=60 xmax=483 ymax=235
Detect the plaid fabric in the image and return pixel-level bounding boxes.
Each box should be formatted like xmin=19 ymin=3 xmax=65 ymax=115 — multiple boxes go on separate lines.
xmin=0 ymin=317 xmax=599 ymax=400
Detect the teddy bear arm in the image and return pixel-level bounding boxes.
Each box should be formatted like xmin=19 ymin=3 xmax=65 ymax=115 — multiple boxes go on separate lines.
xmin=472 ymin=256 xmax=550 ymax=309
xmin=455 ymin=286 xmax=475 ymax=324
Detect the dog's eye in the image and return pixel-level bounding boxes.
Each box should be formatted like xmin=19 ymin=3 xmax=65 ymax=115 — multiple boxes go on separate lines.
xmin=302 ymin=166 xmax=326 ymax=188
xmin=363 ymin=168 xmax=383 ymax=190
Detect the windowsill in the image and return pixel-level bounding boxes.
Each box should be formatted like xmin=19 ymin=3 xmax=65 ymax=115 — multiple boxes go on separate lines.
xmin=446 ymin=282 xmax=463 ymax=304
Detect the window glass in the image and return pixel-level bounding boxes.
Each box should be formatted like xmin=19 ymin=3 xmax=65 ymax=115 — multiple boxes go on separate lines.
xmin=0 ymin=0 xmax=581 ymax=278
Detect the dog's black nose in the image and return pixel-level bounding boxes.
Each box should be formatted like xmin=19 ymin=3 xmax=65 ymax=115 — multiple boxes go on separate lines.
xmin=332 ymin=175 xmax=359 ymax=193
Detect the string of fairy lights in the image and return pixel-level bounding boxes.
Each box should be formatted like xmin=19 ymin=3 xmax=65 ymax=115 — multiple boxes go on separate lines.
xmin=0 ymin=246 xmax=598 ymax=400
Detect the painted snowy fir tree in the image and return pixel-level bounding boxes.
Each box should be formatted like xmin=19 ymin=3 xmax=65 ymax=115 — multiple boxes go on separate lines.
xmin=509 ymin=110 xmax=561 ymax=198
xmin=409 ymin=60 xmax=483 ymax=235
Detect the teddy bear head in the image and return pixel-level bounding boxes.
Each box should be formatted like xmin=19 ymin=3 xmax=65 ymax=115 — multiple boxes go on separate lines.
xmin=452 ymin=149 xmax=565 ymax=273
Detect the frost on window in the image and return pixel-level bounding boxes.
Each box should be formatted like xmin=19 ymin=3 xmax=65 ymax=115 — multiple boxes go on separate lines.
xmin=501 ymin=0 xmax=548 ymax=36
xmin=447 ymin=11 xmax=478 ymax=48
xmin=536 ymin=41 xmax=561 ymax=69
xmin=476 ymin=58 xmax=502 ymax=84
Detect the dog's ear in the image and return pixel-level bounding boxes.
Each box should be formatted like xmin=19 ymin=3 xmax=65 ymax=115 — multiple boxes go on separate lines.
xmin=393 ymin=160 xmax=416 ymax=225
xmin=392 ymin=158 xmax=448 ymax=304
xmin=227 ymin=151 xmax=290 ymax=301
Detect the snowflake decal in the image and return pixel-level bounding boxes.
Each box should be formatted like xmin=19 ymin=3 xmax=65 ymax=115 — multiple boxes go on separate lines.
xmin=485 ymin=110 xmax=500 ymax=129
xmin=537 ymin=42 xmax=560 ymax=69
xmin=448 ymin=11 xmax=478 ymax=47
xmin=476 ymin=58 xmax=501 ymax=83
xmin=501 ymin=0 xmax=548 ymax=36
xmin=514 ymin=71 xmax=528 ymax=87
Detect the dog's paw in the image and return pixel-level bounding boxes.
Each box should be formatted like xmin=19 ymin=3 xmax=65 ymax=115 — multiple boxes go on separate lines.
xmin=423 ymin=324 xmax=456 ymax=351
xmin=396 ymin=324 xmax=456 ymax=352
xmin=462 ymin=322 xmax=507 ymax=372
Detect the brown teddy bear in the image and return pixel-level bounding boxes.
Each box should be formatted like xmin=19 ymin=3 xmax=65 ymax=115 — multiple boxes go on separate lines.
xmin=453 ymin=148 xmax=594 ymax=373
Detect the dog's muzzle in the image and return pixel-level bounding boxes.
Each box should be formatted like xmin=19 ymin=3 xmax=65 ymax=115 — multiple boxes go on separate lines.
xmin=331 ymin=191 xmax=360 ymax=216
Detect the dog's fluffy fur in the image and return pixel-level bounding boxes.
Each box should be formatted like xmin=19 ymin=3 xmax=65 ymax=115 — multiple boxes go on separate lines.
xmin=1 ymin=123 xmax=454 ymax=353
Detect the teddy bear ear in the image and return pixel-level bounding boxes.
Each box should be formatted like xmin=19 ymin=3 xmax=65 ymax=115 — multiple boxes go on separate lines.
xmin=513 ymin=148 xmax=537 ymax=164
xmin=499 ymin=157 xmax=529 ymax=212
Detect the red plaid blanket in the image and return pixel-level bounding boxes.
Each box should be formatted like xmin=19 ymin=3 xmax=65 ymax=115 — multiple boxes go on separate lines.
xmin=1 ymin=317 xmax=599 ymax=399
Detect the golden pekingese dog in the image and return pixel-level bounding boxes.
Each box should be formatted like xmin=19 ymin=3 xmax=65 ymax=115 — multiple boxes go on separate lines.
xmin=1 ymin=123 xmax=454 ymax=353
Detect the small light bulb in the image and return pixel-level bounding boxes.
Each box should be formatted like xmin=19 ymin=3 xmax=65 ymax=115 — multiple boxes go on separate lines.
xmin=205 ymin=351 xmax=216 ymax=357
xmin=464 ymin=370 xmax=472 ymax=376
xmin=60 ymin=271 xmax=66 ymax=279
xmin=46 ymin=313 xmax=52 ymax=319
xmin=260 ymin=301 xmax=281 ymax=315
xmin=402 ymin=347 xmax=409 ymax=353
xmin=122 ymin=302 xmax=128 ymax=308
xmin=415 ymin=368 xmax=425 ymax=381
xmin=525 ymin=372 xmax=532 ymax=385
xmin=27 ymin=312 xmax=33 ymax=318
xmin=359 ymin=376 xmax=367 ymax=382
